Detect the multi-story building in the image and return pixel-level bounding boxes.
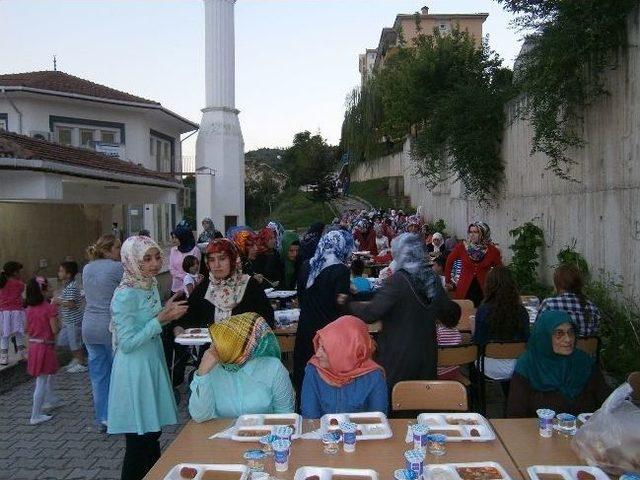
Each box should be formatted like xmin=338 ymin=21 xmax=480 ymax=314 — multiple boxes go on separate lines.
xmin=359 ymin=6 xmax=489 ymax=84
xmin=0 ymin=70 xmax=198 ymax=278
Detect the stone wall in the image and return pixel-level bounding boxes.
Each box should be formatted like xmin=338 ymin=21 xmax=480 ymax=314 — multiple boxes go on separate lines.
xmin=352 ymin=8 xmax=640 ymax=296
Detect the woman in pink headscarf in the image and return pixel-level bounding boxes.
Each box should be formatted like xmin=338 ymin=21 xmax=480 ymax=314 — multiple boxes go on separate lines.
xmin=300 ymin=315 xmax=388 ymax=418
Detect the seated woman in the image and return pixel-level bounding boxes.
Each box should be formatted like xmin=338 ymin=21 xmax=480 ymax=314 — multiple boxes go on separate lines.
xmin=506 ymin=310 xmax=610 ymax=418
xmin=538 ymin=264 xmax=601 ymax=337
xmin=473 ymin=266 xmax=530 ymax=383
xmin=301 ymin=316 xmax=387 ymax=418
xmin=189 ymin=313 xmax=294 ymax=421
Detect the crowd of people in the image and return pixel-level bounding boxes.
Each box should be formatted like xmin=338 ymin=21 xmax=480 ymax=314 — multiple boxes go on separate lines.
xmin=0 ymin=210 xmax=612 ymax=480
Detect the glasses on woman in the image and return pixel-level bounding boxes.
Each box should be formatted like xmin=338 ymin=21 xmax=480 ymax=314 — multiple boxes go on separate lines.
xmin=552 ymin=327 xmax=576 ymax=340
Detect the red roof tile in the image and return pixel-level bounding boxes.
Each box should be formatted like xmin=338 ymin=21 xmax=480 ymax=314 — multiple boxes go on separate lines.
xmin=0 ymin=131 xmax=179 ymax=185
xmin=0 ymin=71 xmax=159 ymax=105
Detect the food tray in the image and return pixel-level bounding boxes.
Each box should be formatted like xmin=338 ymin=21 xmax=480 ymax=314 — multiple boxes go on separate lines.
xmin=320 ymin=411 xmax=393 ymax=440
xmin=274 ymin=308 xmax=300 ymax=325
xmin=163 ymin=463 xmax=249 ymax=480
xmin=424 ymin=462 xmax=512 ymax=480
xmin=416 ymin=413 xmax=496 ymax=442
xmin=175 ymin=328 xmax=211 ymax=346
xmin=266 ymin=290 xmax=298 ymax=299
xmin=231 ymin=413 xmax=302 ymax=441
xmin=294 ymin=466 xmax=379 ymax=480
xmin=527 ymin=465 xmax=610 ymax=480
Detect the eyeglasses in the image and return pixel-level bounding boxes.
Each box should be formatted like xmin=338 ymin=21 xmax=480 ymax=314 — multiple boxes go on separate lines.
xmin=553 ymin=328 xmax=576 ymax=340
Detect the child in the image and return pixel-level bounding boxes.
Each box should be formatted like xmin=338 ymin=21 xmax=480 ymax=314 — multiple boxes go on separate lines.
xmin=25 ymin=278 xmax=61 ymax=424
xmin=0 ymin=261 xmax=26 ymax=365
xmin=434 ymin=298 xmax=463 ymax=380
xmin=350 ymin=258 xmax=372 ymax=294
xmin=432 ymin=256 xmax=447 ymax=288
xmin=53 ymin=261 xmax=86 ymax=373
xmin=182 ymin=255 xmax=202 ymax=298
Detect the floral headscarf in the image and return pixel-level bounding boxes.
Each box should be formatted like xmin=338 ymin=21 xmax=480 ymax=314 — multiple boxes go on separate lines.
xmin=266 ymin=221 xmax=285 ymax=250
xmin=465 ymin=221 xmax=491 ymax=262
xmin=391 ymin=232 xmax=443 ymax=303
xmin=306 ymin=230 xmax=355 ymax=289
xmin=118 ymin=235 xmax=162 ymax=291
xmin=204 ymin=239 xmax=251 ymax=322
xmin=234 ymin=230 xmax=257 ymax=258
xmin=208 ymin=312 xmax=280 ymax=371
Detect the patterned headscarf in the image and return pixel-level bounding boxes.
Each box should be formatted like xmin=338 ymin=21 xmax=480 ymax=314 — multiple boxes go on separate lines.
xmin=465 ymin=221 xmax=491 ymax=262
xmin=118 ymin=235 xmax=162 ymax=291
xmin=266 ymin=221 xmax=285 ymax=250
xmin=208 ymin=312 xmax=281 ymax=371
xmin=257 ymin=227 xmax=276 ymax=254
xmin=306 ymin=230 xmax=355 ymax=289
xmin=198 ymin=217 xmax=217 ymax=244
xmin=234 ymin=230 xmax=258 ymax=258
xmin=391 ymin=233 xmax=443 ymax=303
xmin=173 ymin=221 xmax=196 ymax=254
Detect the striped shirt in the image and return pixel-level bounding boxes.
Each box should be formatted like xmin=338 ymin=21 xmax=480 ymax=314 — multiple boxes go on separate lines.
xmin=58 ymin=279 xmax=84 ymax=325
xmin=437 ymin=325 xmax=462 ymax=378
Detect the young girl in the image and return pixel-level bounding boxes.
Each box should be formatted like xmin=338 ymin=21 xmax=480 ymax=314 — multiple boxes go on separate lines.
xmin=181 ymin=255 xmax=202 ymax=298
xmin=25 ymin=278 xmax=61 ymax=425
xmin=434 ymin=298 xmax=463 ymax=380
xmin=0 ymin=261 xmax=26 ymax=365
xmin=53 ymin=261 xmax=86 ymax=372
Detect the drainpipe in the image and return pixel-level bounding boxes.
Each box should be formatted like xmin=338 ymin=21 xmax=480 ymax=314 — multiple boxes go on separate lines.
xmin=0 ymin=88 xmax=23 ymax=134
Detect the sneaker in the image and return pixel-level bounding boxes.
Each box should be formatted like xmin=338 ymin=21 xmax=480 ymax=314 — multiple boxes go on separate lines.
xmin=0 ymin=351 xmax=8 ymax=366
xmin=98 ymin=420 xmax=108 ymax=433
xmin=64 ymin=359 xmax=79 ymax=371
xmin=67 ymin=363 xmax=88 ymax=373
xmin=29 ymin=414 xmax=53 ymax=425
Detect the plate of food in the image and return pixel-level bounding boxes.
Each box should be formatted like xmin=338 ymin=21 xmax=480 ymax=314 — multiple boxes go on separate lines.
xmin=424 ymin=462 xmax=512 ymax=480
xmin=320 ymin=411 xmax=392 ymax=440
xmin=416 ymin=413 xmax=496 ymax=442
xmin=175 ymin=328 xmax=211 ymax=346
xmin=527 ymin=466 xmax=610 ymax=480
xmin=231 ymin=413 xmax=302 ymax=441
xmin=164 ymin=463 xmax=249 ymax=480
xmin=294 ymin=467 xmax=378 ymax=480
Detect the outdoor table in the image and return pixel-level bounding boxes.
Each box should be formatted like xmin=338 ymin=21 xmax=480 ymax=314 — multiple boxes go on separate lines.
xmin=490 ymin=419 xmax=583 ymax=474
xmin=145 ymin=418 xmax=523 ymax=480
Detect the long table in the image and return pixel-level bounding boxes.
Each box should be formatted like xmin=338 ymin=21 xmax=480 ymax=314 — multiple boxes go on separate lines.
xmin=491 ymin=419 xmax=583 ymax=474
xmin=145 ymin=418 xmax=523 ymax=480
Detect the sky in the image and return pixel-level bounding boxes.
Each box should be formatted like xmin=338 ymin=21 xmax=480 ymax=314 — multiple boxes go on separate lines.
xmin=0 ymin=0 xmax=523 ymax=156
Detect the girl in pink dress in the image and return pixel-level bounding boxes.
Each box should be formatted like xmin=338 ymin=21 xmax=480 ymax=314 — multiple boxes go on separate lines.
xmin=0 ymin=261 xmax=26 ymax=365
xmin=25 ymin=278 xmax=61 ymax=425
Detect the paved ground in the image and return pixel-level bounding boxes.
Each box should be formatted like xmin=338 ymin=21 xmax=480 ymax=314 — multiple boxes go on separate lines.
xmin=329 ymin=194 xmax=371 ymax=215
xmin=0 ymin=366 xmax=190 ymax=480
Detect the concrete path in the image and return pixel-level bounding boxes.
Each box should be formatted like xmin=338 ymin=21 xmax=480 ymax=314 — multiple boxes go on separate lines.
xmin=329 ymin=195 xmax=372 ymax=216
xmin=0 ymin=367 xmax=190 ymax=480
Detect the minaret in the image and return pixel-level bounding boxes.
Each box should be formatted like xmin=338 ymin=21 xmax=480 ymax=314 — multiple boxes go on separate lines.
xmin=196 ymin=0 xmax=245 ymax=235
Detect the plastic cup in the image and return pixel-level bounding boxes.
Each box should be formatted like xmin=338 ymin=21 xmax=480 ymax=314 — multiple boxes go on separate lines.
xmin=259 ymin=434 xmax=278 ymax=456
xmin=339 ymin=421 xmax=357 ymax=453
xmin=536 ymin=408 xmax=555 ymax=438
xmin=394 ymin=469 xmax=419 ymax=480
xmin=426 ymin=434 xmax=446 ymax=456
xmin=404 ymin=449 xmax=425 ymax=477
xmin=322 ymin=432 xmax=341 ymax=455
xmin=555 ymin=413 xmax=577 ymax=437
xmin=274 ymin=425 xmax=294 ymax=441
xmin=411 ymin=423 xmax=429 ymax=452
xmin=271 ymin=439 xmax=291 ymax=472
xmin=243 ymin=449 xmax=267 ymax=472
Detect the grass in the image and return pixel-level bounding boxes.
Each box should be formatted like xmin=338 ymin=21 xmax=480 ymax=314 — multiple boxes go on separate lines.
xmin=268 ymin=189 xmax=334 ymax=231
xmin=348 ymin=178 xmax=409 ymax=211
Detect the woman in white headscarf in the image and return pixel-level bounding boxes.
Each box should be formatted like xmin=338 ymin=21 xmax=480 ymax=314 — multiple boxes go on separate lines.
xmin=107 ymin=236 xmax=188 ymax=480
xmin=346 ymin=233 xmax=445 ymax=393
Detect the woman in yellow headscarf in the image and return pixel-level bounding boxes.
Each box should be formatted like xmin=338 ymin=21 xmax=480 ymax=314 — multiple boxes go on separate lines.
xmin=188 ymin=312 xmax=294 ymax=421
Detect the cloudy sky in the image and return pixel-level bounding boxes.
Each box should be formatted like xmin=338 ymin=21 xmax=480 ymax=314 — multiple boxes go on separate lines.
xmin=0 ymin=0 xmax=523 ymax=155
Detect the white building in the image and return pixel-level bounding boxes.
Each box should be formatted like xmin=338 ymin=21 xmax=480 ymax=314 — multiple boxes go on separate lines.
xmin=0 ymin=70 xmax=198 ymax=278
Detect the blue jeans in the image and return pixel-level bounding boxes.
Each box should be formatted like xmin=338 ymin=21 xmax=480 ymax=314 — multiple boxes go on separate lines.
xmin=85 ymin=343 xmax=113 ymax=424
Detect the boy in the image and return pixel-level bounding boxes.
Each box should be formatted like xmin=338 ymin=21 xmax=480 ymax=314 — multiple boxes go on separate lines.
xmin=434 ymin=298 xmax=462 ymax=380
xmin=54 ymin=261 xmax=86 ymax=373
xmin=350 ymin=258 xmax=372 ymax=294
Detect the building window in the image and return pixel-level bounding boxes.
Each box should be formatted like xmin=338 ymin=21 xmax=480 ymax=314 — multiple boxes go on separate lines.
xmin=57 ymin=127 xmax=72 ymax=145
xmin=101 ymin=130 xmax=117 ymax=144
xmin=0 ymin=115 xmax=7 ymax=131
xmin=80 ymin=128 xmax=95 ymax=147
xmin=155 ymin=203 xmax=176 ymax=245
xmin=50 ymin=116 xmax=124 ymax=148
xmin=150 ymin=133 xmax=174 ymax=173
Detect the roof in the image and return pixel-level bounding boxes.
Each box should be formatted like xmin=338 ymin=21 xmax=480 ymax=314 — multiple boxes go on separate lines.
xmin=0 ymin=131 xmax=180 ymax=185
xmin=395 ymin=12 xmax=489 ymax=22
xmin=0 ymin=71 xmax=159 ymax=105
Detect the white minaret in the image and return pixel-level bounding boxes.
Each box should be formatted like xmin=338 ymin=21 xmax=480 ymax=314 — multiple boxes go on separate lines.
xmin=196 ymin=0 xmax=245 ymax=235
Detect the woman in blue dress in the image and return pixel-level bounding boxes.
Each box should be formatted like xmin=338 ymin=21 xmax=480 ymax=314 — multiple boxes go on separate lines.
xmin=107 ymin=235 xmax=188 ymax=480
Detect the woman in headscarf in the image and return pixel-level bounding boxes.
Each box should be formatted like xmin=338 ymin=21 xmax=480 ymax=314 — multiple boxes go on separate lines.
xmin=427 ymin=232 xmax=447 ymax=260
xmin=345 ymin=233 xmax=445 ymax=393
xmin=444 ymin=222 xmax=502 ymax=307
xmin=253 ymin=226 xmax=284 ymax=288
xmin=174 ymin=238 xmax=274 ymax=331
xmin=507 ymin=310 xmax=609 ymax=418
xmin=298 ymin=222 xmax=325 ymax=265
xmin=300 ymin=316 xmax=387 ymax=418
xmin=280 ymin=232 xmax=300 ymax=290
xmin=189 ymin=313 xmax=294 ymax=422
xmin=107 ymin=236 xmax=188 ymax=480
xmin=197 ymin=217 xmax=222 ymax=244
xmin=353 ymin=219 xmax=378 ymax=256
xmin=169 ymin=221 xmax=200 ymax=295
xmin=293 ymin=230 xmax=355 ymax=396
xmin=233 ymin=230 xmax=260 ymax=276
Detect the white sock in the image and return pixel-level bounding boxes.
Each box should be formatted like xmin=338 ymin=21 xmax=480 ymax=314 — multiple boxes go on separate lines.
xmin=31 ymin=376 xmax=47 ymax=420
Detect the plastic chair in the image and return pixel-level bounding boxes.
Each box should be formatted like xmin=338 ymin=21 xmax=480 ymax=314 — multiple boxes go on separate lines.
xmin=391 ymin=380 xmax=468 ymax=412
xmin=479 ymin=341 xmax=527 ymax=415
xmin=438 ymin=344 xmax=478 ymax=387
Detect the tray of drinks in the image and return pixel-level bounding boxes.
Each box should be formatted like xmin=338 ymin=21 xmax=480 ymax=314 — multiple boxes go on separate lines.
xmin=320 ymin=411 xmax=392 ymax=440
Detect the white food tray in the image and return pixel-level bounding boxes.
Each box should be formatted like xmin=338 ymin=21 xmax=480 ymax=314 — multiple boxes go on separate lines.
xmin=294 ymin=467 xmax=379 ymax=480
xmin=175 ymin=328 xmax=211 ymax=346
xmin=320 ymin=411 xmax=393 ymax=440
xmin=163 ymin=463 xmax=249 ymax=480
xmin=424 ymin=462 xmax=512 ymax=480
xmin=266 ymin=290 xmax=297 ymax=299
xmin=527 ymin=465 xmax=610 ymax=480
xmin=274 ymin=308 xmax=300 ymax=324
xmin=416 ymin=413 xmax=496 ymax=442
xmin=231 ymin=413 xmax=302 ymax=441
